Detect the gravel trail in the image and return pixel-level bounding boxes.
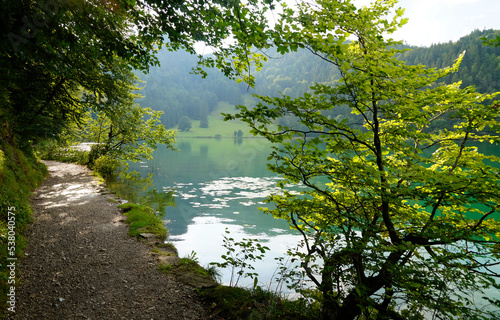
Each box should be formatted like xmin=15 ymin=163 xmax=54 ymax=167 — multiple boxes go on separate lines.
xmin=10 ymin=161 xmax=214 ymax=320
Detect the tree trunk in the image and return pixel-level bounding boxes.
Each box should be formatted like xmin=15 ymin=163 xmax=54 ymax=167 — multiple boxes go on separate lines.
xmin=320 ymin=262 xmax=340 ymax=320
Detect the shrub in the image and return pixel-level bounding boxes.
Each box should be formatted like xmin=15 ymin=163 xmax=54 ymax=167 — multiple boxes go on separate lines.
xmin=0 ymin=142 xmax=47 ymax=313
xmin=93 ymin=155 xmax=122 ymax=180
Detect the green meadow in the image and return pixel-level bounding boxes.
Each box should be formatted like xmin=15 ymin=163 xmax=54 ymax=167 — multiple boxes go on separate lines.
xmin=174 ymin=94 xmax=257 ymax=138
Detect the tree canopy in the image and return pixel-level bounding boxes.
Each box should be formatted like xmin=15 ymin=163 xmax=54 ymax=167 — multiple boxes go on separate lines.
xmin=226 ymin=0 xmax=500 ymax=319
xmin=0 ymin=0 xmax=275 ymax=154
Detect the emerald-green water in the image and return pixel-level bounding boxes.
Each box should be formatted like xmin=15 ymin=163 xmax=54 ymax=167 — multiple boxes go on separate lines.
xmin=121 ymin=138 xmax=500 ymax=294
xmin=125 ymin=138 xmax=303 ymax=288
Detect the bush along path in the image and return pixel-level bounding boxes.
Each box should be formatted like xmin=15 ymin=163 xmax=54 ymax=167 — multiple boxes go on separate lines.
xmin=8 ymin=161 xmax=217 ymax=320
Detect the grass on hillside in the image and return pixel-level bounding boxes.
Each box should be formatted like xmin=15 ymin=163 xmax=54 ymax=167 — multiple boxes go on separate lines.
xmin=175 ymin=94 xmax=258 ymax=138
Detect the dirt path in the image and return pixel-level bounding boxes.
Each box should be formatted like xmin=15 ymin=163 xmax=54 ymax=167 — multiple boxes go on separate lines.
xmin=10 ymin=161 xmax=215 ymax=320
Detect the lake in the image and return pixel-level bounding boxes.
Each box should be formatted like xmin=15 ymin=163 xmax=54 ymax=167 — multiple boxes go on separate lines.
xmin=124 ymin=138 xmax=304 ymax=290
xmin=117 ymin=137 xmax=500 ymax=299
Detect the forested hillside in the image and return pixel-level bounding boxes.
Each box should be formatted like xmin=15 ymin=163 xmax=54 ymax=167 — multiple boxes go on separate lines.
xmin=399 ymin=29 xmax=500 ymax=93
xmin=140 ymin=29 xmax=500 ymax=129
xmin=135 ymin=48 xmax=342 ymax=129
xmin=252 ymin=48 xmax=341 ymax=98
xmin=136 ymin=51 xmax=247 ymax=129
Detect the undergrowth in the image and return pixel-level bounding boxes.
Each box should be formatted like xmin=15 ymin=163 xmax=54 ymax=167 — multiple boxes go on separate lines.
xmin=158 ymin=250 xmax=220 ymax=281
xmin=198 ymin=285 xmax=318 ymax=320
xmin=35 ymin=139 xmax=89 ymax=165
xmin=0 ymin=134 xmax=48 ymax=315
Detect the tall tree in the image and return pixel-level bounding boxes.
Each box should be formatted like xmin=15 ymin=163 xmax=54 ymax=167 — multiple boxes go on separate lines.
xmin=227 ymin=0 xmax=500 ymax=319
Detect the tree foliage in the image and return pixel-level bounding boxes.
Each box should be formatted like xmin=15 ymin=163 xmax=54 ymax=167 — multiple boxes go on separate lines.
xmin=82 ymin=92 xmax=176 ymax=163
xmin=178 ymin=116 xmax=192 ymax=132
xmin=482 ymin=34 xmax=500 ymax=48
xmin=226 ymin=0 xmax=500 ymax=319
xmin=0 ymin=0 xmax=276 ymax=152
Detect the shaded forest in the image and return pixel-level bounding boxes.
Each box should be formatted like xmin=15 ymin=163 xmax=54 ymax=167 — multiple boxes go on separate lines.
xmin=136 ymin=50 xmax=247 ymax=129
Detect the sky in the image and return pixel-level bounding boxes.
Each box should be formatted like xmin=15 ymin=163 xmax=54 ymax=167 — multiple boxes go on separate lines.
xmin=357 ymin=0 xmax=500 ymax=47
xmin=195 ymin=0 xmax=500 ymax=54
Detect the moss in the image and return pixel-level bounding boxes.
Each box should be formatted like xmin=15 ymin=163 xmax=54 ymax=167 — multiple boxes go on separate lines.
xmin=158 ymin=262 xmax=173 ymax=273
xmin=174 ymin=257 xmax=212 ymax=278
xmin=118 ymin=203 xmax=167 ymax=240
xmin=151 ymin=247 xmax=175 ymax=256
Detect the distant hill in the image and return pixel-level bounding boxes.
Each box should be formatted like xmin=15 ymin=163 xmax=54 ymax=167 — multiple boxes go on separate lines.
xmin=252 ymin=47 xmax=341 ymax=99
xmin=398 ymin=29 xmax=500 ymax=94
xmin=136 ymin=29 xmax=500 ymax=130
xmin=136 ymin=50 xmax=247 ymax=129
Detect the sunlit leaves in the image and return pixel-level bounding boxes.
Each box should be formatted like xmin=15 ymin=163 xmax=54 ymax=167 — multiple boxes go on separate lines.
xmin=229 ymin=0 xmax=500 ymax=319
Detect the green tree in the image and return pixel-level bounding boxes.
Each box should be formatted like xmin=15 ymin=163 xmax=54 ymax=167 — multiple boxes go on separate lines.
xmin=178 ymin=116 xmax=192 ymax=132
xmin=227 ymin=0 xmax=500 ymax=319
xmin=482 ymin=35 xmax=500 ymax=47
xmin=199 ymin=104 xmax=209 ymax=128
xmin=1 ymin=0 xmax=159 ymax=145
xmin=0 ymin=0 xmax=277 ymax=149
xmin=199 ymin=118 xmax=209 ymax=128
xmin=82 ymin=85 xmax=176 ymax=164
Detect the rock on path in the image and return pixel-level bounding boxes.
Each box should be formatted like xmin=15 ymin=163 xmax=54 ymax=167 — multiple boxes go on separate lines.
xmin=10 ymin=161 xmax=215 ymax=320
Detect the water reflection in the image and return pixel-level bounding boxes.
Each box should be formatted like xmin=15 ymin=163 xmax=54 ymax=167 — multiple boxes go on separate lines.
xmin=106 ymin=170 xmax=176 ymax=218
xmin=108 ymin=138 xmax=303 ymax=288
xmin=106 ymin=138 xmax=500 ymax=298
xmin=170 ymin=216 xmax=303 ymax=291
xmin=124 ymin=138 xmax=285 ymax=235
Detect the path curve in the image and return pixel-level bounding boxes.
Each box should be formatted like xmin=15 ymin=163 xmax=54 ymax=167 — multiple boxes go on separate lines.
xmin=10 ymin=161 xmax=215 ymax=320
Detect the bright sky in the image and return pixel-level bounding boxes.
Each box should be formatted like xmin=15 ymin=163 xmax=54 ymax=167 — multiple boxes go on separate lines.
xmin=393 ymin=0 xmax=500 ymax=46
xmin=195 ymin=0 xmax=500 ymax=54
xmin=279 ymin=0 xmax=500 ymax=46
xmin=358 ymin=0 xmax=500 ymax=46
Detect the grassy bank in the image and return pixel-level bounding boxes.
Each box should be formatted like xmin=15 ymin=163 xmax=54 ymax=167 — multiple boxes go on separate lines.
xmin=198 ymin=285 xmax=319 ymax=319
xmin=0 ymin=132 xmax=48 ymax=314
xmin=118 ymin=203 xmax=167 ymax=240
